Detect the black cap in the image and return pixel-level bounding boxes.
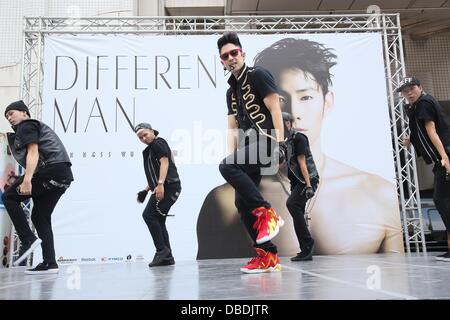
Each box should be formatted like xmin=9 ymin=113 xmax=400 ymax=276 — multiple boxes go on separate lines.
xmin=396 ymin=76 xmax=421 ymax=92
xmin=282 ymin=112 xmax=295 ymax=123
xmin=134 ymin=122 xmax=159 ymax=136
xmin=4 ymin=100 xmax=31 ymax=118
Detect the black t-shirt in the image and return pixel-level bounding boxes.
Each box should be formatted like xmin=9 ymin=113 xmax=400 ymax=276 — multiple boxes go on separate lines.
xmin=227 ymin=88 xmax=252 ymax=131
xmin=406 ymin=93 xmax=450 ymax=164
xmin=15 ymin=120 xmax=39 ymax=146
xmin=149 ymin=137 xmax=171 ymax=160
xmin=251 ymin=67 xmax=279 ymax=103
xmin=226 ymin=66 xmax=278 ymax=132
xmin=293 ymin=133 xmax=309 ymax=157
xmin=288 ymin=133 xmax=309 ymax=182
xmin=14 ymin=121 xmax=73 ymax=181
xmin=145 ymin=137 xmax=180 ymax=190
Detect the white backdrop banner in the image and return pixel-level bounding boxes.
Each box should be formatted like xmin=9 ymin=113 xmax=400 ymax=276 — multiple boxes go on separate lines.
xmin=41 ymin=33 xmax=401 ymax=264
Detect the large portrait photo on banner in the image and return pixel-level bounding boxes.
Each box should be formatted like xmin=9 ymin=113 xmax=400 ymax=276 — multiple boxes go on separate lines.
xmin=197 ymin=33 xmax=404 ymax=258
xmin=41 ymin=33 xmax=402 ymax=264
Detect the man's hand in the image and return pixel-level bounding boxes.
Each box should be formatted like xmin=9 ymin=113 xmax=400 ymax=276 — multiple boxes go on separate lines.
xmin=137 ymin=190 xmax=148 ymax=203
xmin=402 ymin=135 xmax=411 ymax=148
xmin=19 ymin=179 xmax=32 ymax=195
xmin=441 ymin=158 xmax=450 ymax=175
xmin=302 ymin=186 xmax=315 ymax=199
xmin=155 ymin=184 xmax=165 ymax=201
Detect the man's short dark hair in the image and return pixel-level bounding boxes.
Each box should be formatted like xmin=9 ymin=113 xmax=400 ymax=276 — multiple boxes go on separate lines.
xmin=254 ymin=38 xmax=337 ymax=95
xmin=217 ymin=32 xmax=242 ymax=52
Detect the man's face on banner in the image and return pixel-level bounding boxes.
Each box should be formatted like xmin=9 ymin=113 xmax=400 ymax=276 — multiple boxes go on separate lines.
xmin=279 ymin=68 xmax=334 ymax=145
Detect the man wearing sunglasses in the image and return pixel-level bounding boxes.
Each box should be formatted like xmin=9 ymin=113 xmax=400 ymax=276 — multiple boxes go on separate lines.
xmin=217 ymin=32 xmax=286 ymax=273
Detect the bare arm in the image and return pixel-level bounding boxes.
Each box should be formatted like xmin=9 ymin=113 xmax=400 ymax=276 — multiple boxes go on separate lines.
xmin=155 ymin=157 xmax=169 ymax=200
xmin=20 ymin=143 xmax=39 ymax=194
xmin=264 ymin=92 xmax=284 ymax=142
xmin=227 ymin=115 xmax=238 ymax=154
xmin=402 ymin=134 xmax=411 ymax=148
xmin=297 ymin=154 xmax=311 ymax=187
xmin=425 ymin=121 xmax=450 ymax=171
xmin=158 ymin=157 xmax=169 ymax=183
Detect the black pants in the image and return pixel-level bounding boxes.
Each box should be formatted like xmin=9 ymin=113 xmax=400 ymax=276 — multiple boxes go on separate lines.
xmin=142 ymin=183 xmax=181 ymax=252
xmin=219 ymin=141 xmax=277 ymax=253
xmin=433 ymin=164 xmax=450 ymax=234
xmin=2 ymin=175 xmax=69 ymax=264
xmin=286 ymin=180 xmax=318 ymax=252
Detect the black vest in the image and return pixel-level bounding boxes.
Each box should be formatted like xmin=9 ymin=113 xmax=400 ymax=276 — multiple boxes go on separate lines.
xmin=286 ymin=130 xmax=319 ymax=183
xmin=7 ymin=119 xmax=71 ymax=170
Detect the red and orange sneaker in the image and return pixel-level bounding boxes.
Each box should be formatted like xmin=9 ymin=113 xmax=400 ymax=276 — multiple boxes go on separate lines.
xmin=240 ymin=248 xmax=281 ymax=274
xmin=252 ymin=207 xmax=284 ymax=244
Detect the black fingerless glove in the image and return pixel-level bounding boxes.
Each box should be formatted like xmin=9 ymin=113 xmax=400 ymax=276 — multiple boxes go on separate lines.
xmin=302 ymin=186 xmax=315 ymax=199
xmin=278 ymin=141 xmax=288 ymax=164
xmin=137 ymin=190 xmax=148 ymax=203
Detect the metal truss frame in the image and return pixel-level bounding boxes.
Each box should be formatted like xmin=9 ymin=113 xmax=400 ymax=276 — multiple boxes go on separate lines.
xmin=16 ymin=14 xmax=425 ymax=258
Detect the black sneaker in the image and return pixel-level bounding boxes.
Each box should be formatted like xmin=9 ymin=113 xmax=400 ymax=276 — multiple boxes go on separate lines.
xmin=13 ymin=238 xmax=42 ymax=266
xmin=148 ymin=247 xmax=175 ymax=267
xmin=291 ymin=244 xmax=314 ymax=262
xmin=24 ymin=262 xmax=59 ymax=275
xmin=435 ymin=252 xmax=450 ymax=262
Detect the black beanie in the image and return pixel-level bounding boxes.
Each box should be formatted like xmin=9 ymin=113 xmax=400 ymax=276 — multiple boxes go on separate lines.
xmin=4 ymin=100 xmax=31 ymax=118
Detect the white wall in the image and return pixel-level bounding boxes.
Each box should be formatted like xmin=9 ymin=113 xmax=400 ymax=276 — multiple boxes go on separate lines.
xmin=135 ymin=0 xmax=162 ymax=15
xmin=0 ymin=65 xmax=21 ymax=133
xmin=404 ymin=34 xmax=450 ymax=101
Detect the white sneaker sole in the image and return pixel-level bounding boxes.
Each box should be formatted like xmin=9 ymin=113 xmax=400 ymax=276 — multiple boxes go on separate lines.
xmin=240 ymin=264 xmax=282 ymax=274
xmin=256 ymin=217 xmax=284 ymax=245
xmin=13 ymin=238 xmax=42 ymax=266
xmin=24 ymin=268 xmax=59 ymax=275
xmin=435 ymin=257 xmax=450 ymax=262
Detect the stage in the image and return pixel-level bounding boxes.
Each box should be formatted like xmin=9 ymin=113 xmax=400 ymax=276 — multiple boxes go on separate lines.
xmin=0 ymin=253 xmax=449 ymax=300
